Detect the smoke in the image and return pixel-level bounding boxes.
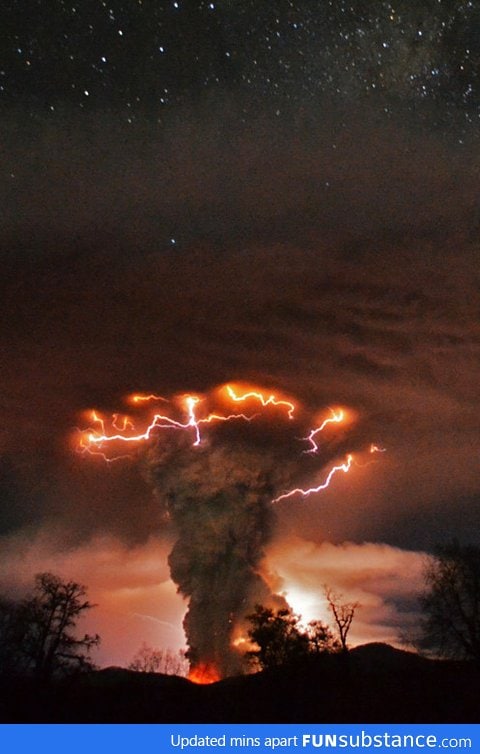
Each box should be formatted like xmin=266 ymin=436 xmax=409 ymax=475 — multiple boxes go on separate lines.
xmin=143 ymin=420 xmax=300 ymax=677
xmin=128 ymin=382 xmax=378 ymax=677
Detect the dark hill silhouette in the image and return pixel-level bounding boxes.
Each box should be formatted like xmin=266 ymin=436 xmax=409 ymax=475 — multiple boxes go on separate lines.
xmin=349 ymin=642 xmax=431 ymax=670
xmin=1 ymin=643 xmax=479 ymax=723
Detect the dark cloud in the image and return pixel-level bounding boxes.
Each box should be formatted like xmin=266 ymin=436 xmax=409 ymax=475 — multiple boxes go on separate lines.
xmin=1 ymin=103 xmax=480 ymax=665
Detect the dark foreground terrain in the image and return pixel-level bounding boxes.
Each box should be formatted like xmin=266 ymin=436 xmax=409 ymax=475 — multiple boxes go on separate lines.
xmin=1 ymin=644 xmax=479 ymax=723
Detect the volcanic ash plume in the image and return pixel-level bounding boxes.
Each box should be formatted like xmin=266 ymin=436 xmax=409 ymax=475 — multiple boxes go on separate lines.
xmin=145 ymin=431 xmax=293 ymax=679
xmin=76 ymin=384 xmax=382 ymax=679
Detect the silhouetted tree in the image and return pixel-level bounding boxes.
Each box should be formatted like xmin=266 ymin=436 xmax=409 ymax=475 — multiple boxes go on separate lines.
xmin=0 ymin=597 xmax=29 ymax=675
xmin=419 ymin=542 xmax=480 ymax=662
xmin=0 ymin=573 xmax=100 ymax=680
xmin=324 ymin=587 xmax=359 ymax=652
xmin=128 ymin=642 xmax=188 ymax=675
xmin=246 ymin=605 xmax=310 ymax=670
xmin=246 ymin=604 xmax=340 ymax=670
xmin=307 ymin=619 xmax=340 ymax=654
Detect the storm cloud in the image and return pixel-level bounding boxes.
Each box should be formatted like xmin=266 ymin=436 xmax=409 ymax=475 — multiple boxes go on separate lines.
xmin=1 ymin=103 xmax=480 ymax=664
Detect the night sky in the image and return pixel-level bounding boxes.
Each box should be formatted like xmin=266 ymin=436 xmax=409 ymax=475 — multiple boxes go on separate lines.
xmin=1 ymin=0 xmax=480 ymax=668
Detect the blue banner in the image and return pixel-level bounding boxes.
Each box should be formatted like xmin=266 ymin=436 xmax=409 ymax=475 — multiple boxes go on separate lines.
xmin=0 ymin=724 xmax=477 ymax=754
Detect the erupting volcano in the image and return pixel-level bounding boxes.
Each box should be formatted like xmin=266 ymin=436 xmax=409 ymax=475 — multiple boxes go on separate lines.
xmin=75 ymin=383 xmax=383 ymax=678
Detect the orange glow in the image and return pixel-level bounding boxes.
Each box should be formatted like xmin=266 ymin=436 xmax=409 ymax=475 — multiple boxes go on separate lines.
xmin=188 ymin=663 xmax=220 ymax=684
xmin=224 ymin=384 xmax=296 ymax=419
xmin=74 ymin=383 xmax=385 ymax=492
xmin=75 ymin=383 xmax=295 ymax=461
xmin=75 ymin=389 xmax=257 ymax=461
xmin=75 ymin=406 xmax=189 ymax=461
xmin=232 ymin=636 xmax=249 ymax=648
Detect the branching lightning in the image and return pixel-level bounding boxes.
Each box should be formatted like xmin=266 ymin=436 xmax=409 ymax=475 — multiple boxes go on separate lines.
xmin=75 ymin=382 xmax=384 ymax=498
xmin=76 ymin=391 xmax=256 ymax=461
xmin=74 ymin=381 xmax=385 ymax=679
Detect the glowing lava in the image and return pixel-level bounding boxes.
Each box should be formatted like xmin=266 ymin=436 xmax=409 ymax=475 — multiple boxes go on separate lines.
xmin=188 ymin=663 xmax=221 ymax=684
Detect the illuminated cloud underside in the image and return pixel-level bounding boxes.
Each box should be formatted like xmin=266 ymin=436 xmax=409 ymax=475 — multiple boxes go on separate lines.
xmin=0 ymin=532 xmax=425 ymax=667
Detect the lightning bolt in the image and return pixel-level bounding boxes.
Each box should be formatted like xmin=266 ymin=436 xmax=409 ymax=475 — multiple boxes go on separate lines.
xmin=111 ymin=414 xmax=135 ymax=431
xmin=74 ymin=383 xmax=387 ymax=683
xmin=75 ymin=383 xmax=385 ymax=495
xmin=76 ymin=392 xmax=256 ymax=460
xmin=303 ymin=408 xmax=345 ymax=454
xmin=76 ymin=402 xmax=194 ymax=461
xmin=272 ymin=454 xmax=354 ymax=503
xmin=129 ymin=393 xmax=169 ymax=404
xmin=225 ymin=385 xmax=296 ymax=419
xmin=90 ymin=410 xmax=106 ymax=434
xmin=350 ymin=443 xmax=387 ymax=468
xmin=76 ymin=441 xmax=134 ymax=464
xmin=185 ymin=395 xmax=202 ymax=446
